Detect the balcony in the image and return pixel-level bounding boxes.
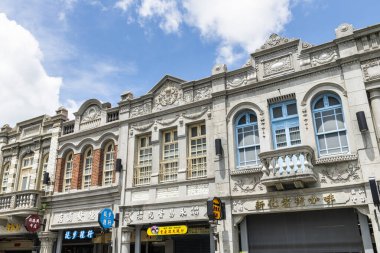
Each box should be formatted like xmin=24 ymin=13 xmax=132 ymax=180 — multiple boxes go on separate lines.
xmin=259 ymin=145 xmax=316 ymax=190
xmin=0 ymin=190 xmax=42 ymax=217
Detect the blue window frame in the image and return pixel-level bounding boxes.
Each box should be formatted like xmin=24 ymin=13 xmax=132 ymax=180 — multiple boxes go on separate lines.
xmin=235 ymin=112 xmax=260 ymax=167
xmin=312 ymin=94 xmax=348 ymax=156
xmin=270 ymin=100 xmax=301 ymax=149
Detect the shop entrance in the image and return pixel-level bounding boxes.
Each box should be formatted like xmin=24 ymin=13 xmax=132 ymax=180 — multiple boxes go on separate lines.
xmin=62 ymin=245 xmax=94 ymax=253
xmin=173 ymin=234 xmax=210 ymax=253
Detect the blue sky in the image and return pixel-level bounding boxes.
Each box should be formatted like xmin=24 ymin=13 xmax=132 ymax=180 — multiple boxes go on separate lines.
xmin=0 ymin=0 xmax=380 ymax=125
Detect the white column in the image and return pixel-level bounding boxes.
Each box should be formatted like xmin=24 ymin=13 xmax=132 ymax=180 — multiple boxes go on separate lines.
xmin=240 ymin=217 xmax=249 ymax=253
xmin=370 ymin=89 xmax=380 ymax=141
xmin=38 ymin=232 xmax=57 ymax=253
xmin=55 ymin=230 xmax=63 ymax=253
xmin=358 ymin=212 xmax=374 ymax=253
xmin=121 ymin=227 xmax=133 ymax=253
xmin=209 ymin=221 xmax=216 ymax=253
xmin=135 ymin=226 xmax=142 ymax=253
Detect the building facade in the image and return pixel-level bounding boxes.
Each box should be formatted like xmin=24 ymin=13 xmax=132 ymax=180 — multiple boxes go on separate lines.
xmin=1 ymin=22 xmax=380 ymax=253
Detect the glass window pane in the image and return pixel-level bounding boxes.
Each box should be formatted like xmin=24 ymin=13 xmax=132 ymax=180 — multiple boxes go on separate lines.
xmin=253 ymin=128 xmax=260 ymax=144
xmin=314 ymin=98 xmax=324 ymax=109
xmin=238 ymin=115 xmax=246 ymax=125
xmin=318 ymin=135 xmax=326 ymax=151
xmin=286 ymin=103 xmax=297 ymax=115
xmin=174 ymin=131 xmax=178 ymax=140
xmin=245 ymin=147 xmax=256 ymax=163
xmin=272 ymin=106 xmax=283 ymax=118
xmin=336 ymin=112 xmax=345 ymax=129
xmin=237 ymin=132 xmax=244 ymax=147
xmin=249 ymin=114 xmax=257 ymax=123
xmin=339 ymin=131 xmax=348 ymax=148
xmin=140 ymin=138 xmax=146 ymax=147
xmin=315 ymin=117 xmax=323 ymax=133
xmin=325 ymin=132 xmax=340 ymax=151
xmin=244 ymin=129 xmax=254 ymax=146
xmin=191 ymin=127 xmax=197 ymax=137
xmin=322 ymin=114 xmax=337 ymax=132
xmin=238 ymin=149 xmax=245 ymax=165
xmin=328 ymin=96 xmax=340 ymax=106
xmin=164 ymin=132 xmax=171 ymax=143
xmin=201 ymin=125 xmax=206 ymax=135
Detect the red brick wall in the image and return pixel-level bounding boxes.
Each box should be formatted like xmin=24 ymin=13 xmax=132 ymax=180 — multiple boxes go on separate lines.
xmin=91 ymin=149 xmax=102 ymax=186
xmin=71 ymin=153 xmax=82 ymax=189
xmin=54 ymin=158 xmax=64 ymax=192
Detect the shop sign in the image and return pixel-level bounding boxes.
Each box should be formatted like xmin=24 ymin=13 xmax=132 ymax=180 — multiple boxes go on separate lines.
xmin=6 ymin=223 xmax=21 ymax=232
xmin=64 ymin=229 xmax=95 ymax=240
xmin=187 ymin=227 xmax=210 ymax=235
xmin=24 ymin=214 xmax=42 ymax=233
xmin=147 ymin=225 xmax=188 ymax=236
xmin=98 ymin=208 xmax=114 ymax=229
xmin=207 ymin=197 xmax=225 ymax=220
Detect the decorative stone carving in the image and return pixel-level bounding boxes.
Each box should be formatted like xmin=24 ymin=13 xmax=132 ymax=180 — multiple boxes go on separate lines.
xmin=350 ymin=188 xmax=366 ymax=204
xmin=81 ymin=105 xmax=101 ymax=123
xmin=294 ymin=195 xmax=305 ymax=206
xmin=320 ymin=162 xmax=360 ymax=183
xmin=187 ymin=184 xmax=209 ymax=196
xmin=153 ymin=82 xmax=182 ymax=111
xmin=259 ymin=34 xmax=295 ymax=51
xmin=156 ymin=187 xmax=179 ymax=198
xmin=263 ymin=55 xmax=293 ymax=76
xmin=311 ymin=48 xmax=338 ymax=66
xmin=302 ymin=41 xmax=313 ymax=49
xmin=131 ymin=103 xmax=152 ymax=117
xmin=182 ymin=107 xmax=208 ymax=120
xmin=281 ymin=197 xmax=291 ymax=208
xmin=183 ymin=90 xmax=193 ymax=103
xmin=232 ymin=200 xmax=244 ymax=212
xmin=131 ymin=122 xmax=154 ymax=132
xmin=194 ymin=86 xmax=212 ymax=101
xmin=232 ymin=175 xmax=263 ymax=193
xmin=362 ymin=58 xmax=380 ymax=82
xmin=156 ymin=116 xmax=180 ymax=126
xmin=227 ymin=73 xmax=247 ymax=89
xmin=308 ymin=195 xmax=320 ymax=204
xmin=212 ymin=64 xmax=227 ymax=75
xmin=335 ymin=23 xmax=354 ymax=38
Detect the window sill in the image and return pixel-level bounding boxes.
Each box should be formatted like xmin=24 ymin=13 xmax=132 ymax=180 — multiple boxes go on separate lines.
xmin=231 ymin=165 xmax=262 ymax=175
xmin=315 ymin=153 xmax=358 ymax=164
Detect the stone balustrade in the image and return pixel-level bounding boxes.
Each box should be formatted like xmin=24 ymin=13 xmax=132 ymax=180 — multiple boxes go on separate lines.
xmin=259 ymin=145 xmax=316 ymax=190
xmin=0 ymin=190 xmax=41 ymax=212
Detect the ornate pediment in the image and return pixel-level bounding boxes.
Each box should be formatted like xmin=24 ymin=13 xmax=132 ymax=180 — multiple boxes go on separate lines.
xmin=81 ymin=105 xmax=101 ymax=123
xmin=151 ymin=76 xmax=185 ymax=112
xmin=256 ymin=34 xmax=296 ymax=52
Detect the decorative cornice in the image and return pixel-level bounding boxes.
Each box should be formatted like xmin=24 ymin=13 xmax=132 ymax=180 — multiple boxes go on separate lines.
xmin=315 ymin=153 xmax=358 ymax=164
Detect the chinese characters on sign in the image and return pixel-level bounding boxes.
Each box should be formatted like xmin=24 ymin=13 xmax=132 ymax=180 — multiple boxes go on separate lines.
xmin=24 ymin=214 xmax=41 ymax=233
xmin=147 ymin=225 xmax=188 ymax=236
xmin=6 ymin=223 xmax=21 ymax=232
xmin=98 ymin=208 xmax=114 ymax=229
xmin=64 ymin=229 xmax=95 ymax=240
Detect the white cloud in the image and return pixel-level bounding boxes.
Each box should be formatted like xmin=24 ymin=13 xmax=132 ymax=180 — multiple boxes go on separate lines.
xmin=138 ymin=0 xmax=182 ymax=33
xmin=115 ymin=0 xmax=134 ymax=12
xmin=133 ymin=0 xmax=292 ymax=65
xmin=0 ymin=13 xmax=62 ymax=126
xmin=182 ymin=0 xmax=292 ymax=65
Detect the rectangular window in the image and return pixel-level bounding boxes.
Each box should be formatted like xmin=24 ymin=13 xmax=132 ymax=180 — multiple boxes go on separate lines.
xmin=187 ymin=123 xmax=207 ymax=179
xmin=270 ymin=100 xmax=301 ymax=149
xmin=160 ymin=129 xmax=178 ymax=183
xmin=134 ymin=135 xmax=152 ymax=186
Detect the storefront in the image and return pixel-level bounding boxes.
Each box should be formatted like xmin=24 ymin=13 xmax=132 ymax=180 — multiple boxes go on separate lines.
xmin=0 ymin=222 xmax=39 ymax=253
xmin=243 ymin=208 xmax=367 ymax=253
xmin=128 ymin=223 xmax=210 ymax=253
xmin=60 ymin=228 xmax=111 ymax=253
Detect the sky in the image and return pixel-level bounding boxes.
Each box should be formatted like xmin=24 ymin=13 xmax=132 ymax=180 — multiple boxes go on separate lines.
xmin=0 ymin=0 xmax=380 ymax=126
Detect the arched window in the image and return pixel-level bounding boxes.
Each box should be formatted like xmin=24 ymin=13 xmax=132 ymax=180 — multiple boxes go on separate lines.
xmin=235 ymin=112 xmax=260 ymax=167
xmin=103 ymin=143 xmax=114 ymax=186
xmin=63 ymin=152 xmax=73 ymax=192
xmin=82 ymin=147 xmax=93 ymax=189
xmin=40 ymin=154 xmax=49 ymax=191
xmin=312 ymin=94 xmax=348 ymax=156
xmin=1 ymin=163 xmax=10 ymax=193
xmin=19 ymin=154 xmax=34 ymax=191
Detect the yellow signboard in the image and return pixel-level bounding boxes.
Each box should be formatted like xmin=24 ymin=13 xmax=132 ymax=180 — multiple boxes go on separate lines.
xmin=213 ymin=197 xmax=222 ymax=220
xmin=147 ymin=225 xmax=188 ymax=236
xmin=6 ymin=223 xmax=21 ymax=232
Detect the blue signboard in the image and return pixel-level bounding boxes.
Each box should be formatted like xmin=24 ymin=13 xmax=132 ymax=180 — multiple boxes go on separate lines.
xmin=64 ymin=229 xmax=95 ymax=240
xmin=98 ymin=208 xmax=114 ymax=229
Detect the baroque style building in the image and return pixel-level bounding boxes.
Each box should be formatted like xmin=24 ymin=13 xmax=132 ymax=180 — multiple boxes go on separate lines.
xmin=2 ymin=22 xmax=380 ymax=253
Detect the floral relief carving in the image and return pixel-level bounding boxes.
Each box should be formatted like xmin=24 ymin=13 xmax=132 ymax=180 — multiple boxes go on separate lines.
xmin=153 ymin=82 xmax=182 ymax=111
xmin=233 ymin=200 xmax=244 ymax=212
xmin=131 ymin=122 xmax=154 ymax=131
xmin=81 ymin=105 xmax=101 ymax=123
xmin=362 ymin=58 xmax=380 ymax=81
xmin=263 ymin=55 xmax=293 ymax=76
xmin=350 ymin=188 xmax=366 ymax=204
xmin=194 ymin=86 xmax=212 ymax=101
xmin=320 ymin=162 xmax=360 ymax=183
xmin=227 ymin=73 xmax=247 ymax=89
xmin=311 ymin=47 xmax=338 ymax=66
xmin=183 ymin=90 xmax=193 ymax=103
xmin=131 ymin=103 xmax=151 ymax=117
xmin=156 ymin=116 xmax=180 ymax=126
xmin=182 ymin=107 xmax=208 ymax=120
xmin=232 ymin=175 xmax=263 ymax=193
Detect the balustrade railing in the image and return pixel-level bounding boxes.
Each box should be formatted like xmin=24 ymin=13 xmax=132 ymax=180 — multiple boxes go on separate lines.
xmin=107 ymin=110 xmax=119 ymax=122
xmin=63 ymin=122 xmax=74 ymax=135
xmin=0 ymin=191 xmax=40 ymax=212
xmin=259 ymin=145 xmax=316 ymax=189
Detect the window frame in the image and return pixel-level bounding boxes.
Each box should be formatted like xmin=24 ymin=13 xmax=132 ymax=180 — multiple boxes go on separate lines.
xmin=103 ymin=142 xmax=114 ymax=186
xmin=1 ymin=163 xmax=10 ymax=193
xmin=18 ymin=154 xmax=34 ymax=191
xmin=235 ymin=111 xmax=261 ymax=168
xmin=187 ymin=123 xmax=207 ymax=179
xmin=82 ymin=147 xmax=93 ymax=189
xmin=134 ymin=134 xmax=152 ymax=186
xmin=63 ymin=152 xmax=73 ymax=192
xmin=312 ymin=93 xmax=349 ymax=157
xmin=40 ymin=154 xmax=49 ymax=191
xmin=159 ymin=128 xmax=179 ymax=183
xmin=270 ymin=100 xmax=301 ymax=149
